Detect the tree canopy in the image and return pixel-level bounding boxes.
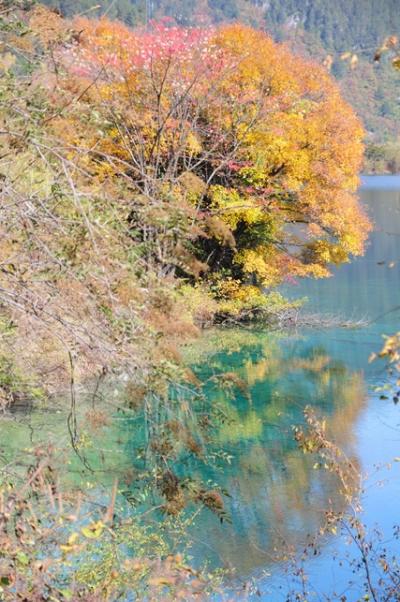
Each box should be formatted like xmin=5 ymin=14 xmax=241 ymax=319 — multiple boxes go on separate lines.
xmin=57 ymin=17 xmax=370 ymax=315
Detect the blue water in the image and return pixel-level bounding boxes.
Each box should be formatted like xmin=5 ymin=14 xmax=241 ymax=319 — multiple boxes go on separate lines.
xmin=361 ymin=174 xmax=400 ymax=189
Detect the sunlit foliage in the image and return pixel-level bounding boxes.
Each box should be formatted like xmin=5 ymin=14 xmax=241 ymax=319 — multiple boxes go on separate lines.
xmin=52 ymin=17 xmax=371 ymax=317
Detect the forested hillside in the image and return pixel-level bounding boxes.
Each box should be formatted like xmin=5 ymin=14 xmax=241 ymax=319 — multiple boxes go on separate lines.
xmin=41 ymin=0 xmax=400 ymax=159
xmin=42 ymin=0 xmax=259 ymax=25
xmin=266 ymin=0 xmax=400 ymax=52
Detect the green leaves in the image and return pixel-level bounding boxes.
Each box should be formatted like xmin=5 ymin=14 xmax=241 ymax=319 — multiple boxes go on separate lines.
xmin=16 ymin=551 xmax=30 ymax=566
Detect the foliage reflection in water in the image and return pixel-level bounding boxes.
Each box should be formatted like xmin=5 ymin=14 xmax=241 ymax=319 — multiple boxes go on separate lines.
xmin=174 ymin=329 xmax=365 ymax=576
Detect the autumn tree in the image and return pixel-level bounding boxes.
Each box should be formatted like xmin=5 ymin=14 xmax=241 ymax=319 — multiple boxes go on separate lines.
xmin=0 ymin=4 xmax=231 ymax=526
xmin=56 ymin=17 xmax=371 ymax=319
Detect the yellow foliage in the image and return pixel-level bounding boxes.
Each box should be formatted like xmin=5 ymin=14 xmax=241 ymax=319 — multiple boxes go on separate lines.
xmin=41 ymin=18 xmax=371 ymax=314
xmin=234 ymin=248 xmax=281 ymax=286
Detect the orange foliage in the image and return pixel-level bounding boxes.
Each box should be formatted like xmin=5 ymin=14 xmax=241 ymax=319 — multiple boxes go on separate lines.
xmin=51 ymin=18 xmax=371 ymax=299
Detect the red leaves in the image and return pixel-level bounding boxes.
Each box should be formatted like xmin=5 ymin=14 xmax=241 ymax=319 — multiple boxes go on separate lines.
xmin=64 ymin=17 xmax=216 ymax=78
